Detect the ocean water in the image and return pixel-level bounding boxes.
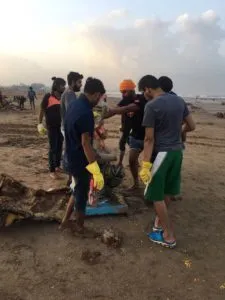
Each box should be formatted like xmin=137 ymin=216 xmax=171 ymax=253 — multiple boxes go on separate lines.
xmin=107 ymin=92 xmax=225 ymax=114
xmin=107 ymin=92 xmax=225 ymax=103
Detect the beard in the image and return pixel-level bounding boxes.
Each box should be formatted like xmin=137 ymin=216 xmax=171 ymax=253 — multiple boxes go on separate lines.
xmin=73 ymin=85 xmax=81 ymax=92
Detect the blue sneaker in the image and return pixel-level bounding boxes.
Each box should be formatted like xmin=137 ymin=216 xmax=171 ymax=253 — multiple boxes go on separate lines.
xmin=152 ymin=225 xmax=163 ymax=232
xmin=147 ymin=231 xmax=176 ymax=249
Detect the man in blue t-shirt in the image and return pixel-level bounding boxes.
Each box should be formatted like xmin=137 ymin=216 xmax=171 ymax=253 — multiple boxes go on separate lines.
xmin=28 ymin=86 xmax=37 ymax=111
xmin=60 ymin=77 xmax=106 ymax=232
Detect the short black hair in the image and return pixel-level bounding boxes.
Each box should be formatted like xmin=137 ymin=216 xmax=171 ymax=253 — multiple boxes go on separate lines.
xmin=84 ymin=77 xmax=106 ymax=95
xmin=51 ymin=77 xmax=66 ymax=91
xmin=67 ymin=72 xmax=83 ymax=85
xmin=138 ymin=75 xmax=159 ymax=92
xmin=158 ymin=76 xmax=173 ymax=93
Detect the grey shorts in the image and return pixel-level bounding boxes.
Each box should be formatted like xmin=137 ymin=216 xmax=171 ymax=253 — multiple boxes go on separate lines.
xmin=129 ymin=136 xmax=144 ymax=152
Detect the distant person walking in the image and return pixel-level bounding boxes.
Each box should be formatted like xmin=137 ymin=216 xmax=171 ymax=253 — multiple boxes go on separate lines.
xmin=18 ymin=96 xmax=26 ymax=110
xmin=0 ymin=89 xmax=3 ymax=106
xmin=28 ymin=87 xmax=37 ymax=111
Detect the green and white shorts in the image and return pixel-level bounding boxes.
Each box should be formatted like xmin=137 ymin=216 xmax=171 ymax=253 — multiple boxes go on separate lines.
xmin=144 ymin=150 xmax=183 ymax=202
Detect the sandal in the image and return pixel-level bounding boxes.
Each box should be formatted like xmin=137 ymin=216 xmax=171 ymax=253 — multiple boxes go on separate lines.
xmin=147 ymin=231 xmax=176 ymax=249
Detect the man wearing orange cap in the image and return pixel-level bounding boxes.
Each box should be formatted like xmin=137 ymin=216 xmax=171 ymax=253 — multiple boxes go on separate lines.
xmin=117 ymin=79 xmax=136 ymax=166
xmin=102 ymin=79 xmax=148 ymax=190
xmin=111 ymin=80 xmax=147 ymax=190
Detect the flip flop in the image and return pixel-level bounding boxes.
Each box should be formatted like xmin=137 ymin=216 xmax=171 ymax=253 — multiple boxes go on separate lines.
xmin=147 ymin=231 xmax=176 ymax=249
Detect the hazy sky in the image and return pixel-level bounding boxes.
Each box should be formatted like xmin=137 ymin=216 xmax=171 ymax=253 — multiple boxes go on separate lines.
xmin=1 ymin=0 xmax=225 ymax=95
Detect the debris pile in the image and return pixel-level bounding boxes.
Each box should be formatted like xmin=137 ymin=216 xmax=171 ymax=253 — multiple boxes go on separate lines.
xmin=0 ymin=97 xmax=22 ymax=111
xmin=0 ymin=174 xmax=127 ymax=228
xmin=0 ymin=173 xmax=69 ymax=227
xmin=216 ymin=112 xmax=225 ymax=119
xmin=81 ymin=250 xmax=101 ymax=265
xmin=101 ymin=228 xmax=123 ymax=248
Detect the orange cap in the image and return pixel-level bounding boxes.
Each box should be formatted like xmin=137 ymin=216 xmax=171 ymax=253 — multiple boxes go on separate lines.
xmin=119 ymin=79 xmax=136 ymax=92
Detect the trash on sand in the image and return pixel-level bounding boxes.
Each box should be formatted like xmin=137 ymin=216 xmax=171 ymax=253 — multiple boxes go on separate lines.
xmin=0 ymin=173 xmax=69 ymax=227
xmin=216 ymin=112 xmax=225 ymax=119
xmin=220 ymin=283 xmax=225 ymax=290
xmin=0 ymin=173 xmax=127 ymax=228
xmin=101 ymin=228 xmax=123 ymax=248
xmin=81 ymin=249 xmax=101 ymax=265
xmin=183 ymin=258 xmax=192 ymax=269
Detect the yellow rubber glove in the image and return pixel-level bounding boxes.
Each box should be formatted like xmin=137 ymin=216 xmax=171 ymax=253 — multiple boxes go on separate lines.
xmin=37 ymin=123 xmax=47 ymax=136
xmin=93 ymin=111 xmax=100 ymax=118
xmin=86 ymin=161 xmax=104 ymax=191
xmin=139 ymin=161 xmax=152 ymax=185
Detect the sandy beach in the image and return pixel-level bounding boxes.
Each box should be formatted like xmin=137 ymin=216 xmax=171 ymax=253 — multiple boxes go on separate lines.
xmin=0 ymin=97 xmax=225 ymax=300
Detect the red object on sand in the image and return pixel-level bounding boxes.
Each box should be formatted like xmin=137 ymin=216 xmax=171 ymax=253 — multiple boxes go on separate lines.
xmin=88 ymin=178 xmax=98 ymax=206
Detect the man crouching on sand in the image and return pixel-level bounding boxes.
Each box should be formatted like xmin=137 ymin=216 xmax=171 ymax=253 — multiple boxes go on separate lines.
xmin=139 ymin=75 xmax=195 ymax=248
xmin=60 ymin=77 xmax=105 ymax=232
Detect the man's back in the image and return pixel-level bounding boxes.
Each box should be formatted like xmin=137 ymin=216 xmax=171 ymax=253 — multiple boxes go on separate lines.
xmin=65 ymin=94 xmax=94 ymax=174
xmin=61 ymin=88 xmax=77 ymax=130
xmin=28 ymin=90 xmax=36 ymax=100
xmin=143 ymin=93 xmax=189 ymax=152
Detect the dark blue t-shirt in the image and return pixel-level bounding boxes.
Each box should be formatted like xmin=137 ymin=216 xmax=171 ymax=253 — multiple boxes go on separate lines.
xmin=65 ymin=94 xmax=94 ymax=175
xmin=168 ymin=91 xmax=177 ymax=95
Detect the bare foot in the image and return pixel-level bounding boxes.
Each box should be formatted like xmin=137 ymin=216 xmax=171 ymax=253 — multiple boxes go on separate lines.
xmin=71 ymin=224 xmax=99 ymax=238
xmin=59 ymin=219 xmax=70 ymax=230
xmin=70 ymin=222 xmax=85 ymax=235
xmin=55 ymin=167 xmax=63 ymax=173
xmin=50 ymin=172 xmax=60 ymax=180
xmin=163 ymin=232 xmax=176 ymax=244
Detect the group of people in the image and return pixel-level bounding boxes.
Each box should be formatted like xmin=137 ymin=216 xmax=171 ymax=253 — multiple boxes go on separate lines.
xmin=0 ymin=87 xmax=36 ymax=111
xmin=37 ymin=72 xmax=195 ymax=249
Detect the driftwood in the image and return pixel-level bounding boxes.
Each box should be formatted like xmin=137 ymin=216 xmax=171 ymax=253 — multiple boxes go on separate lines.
xmin=0 ymin=173 xmax=69 ymax=227
xmin=0 ymin=168 xmax=125 ymax=228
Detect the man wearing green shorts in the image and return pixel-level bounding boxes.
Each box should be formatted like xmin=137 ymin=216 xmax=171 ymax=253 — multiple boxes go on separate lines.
xmin=139 ymin=75 xmax=195 ymax=248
